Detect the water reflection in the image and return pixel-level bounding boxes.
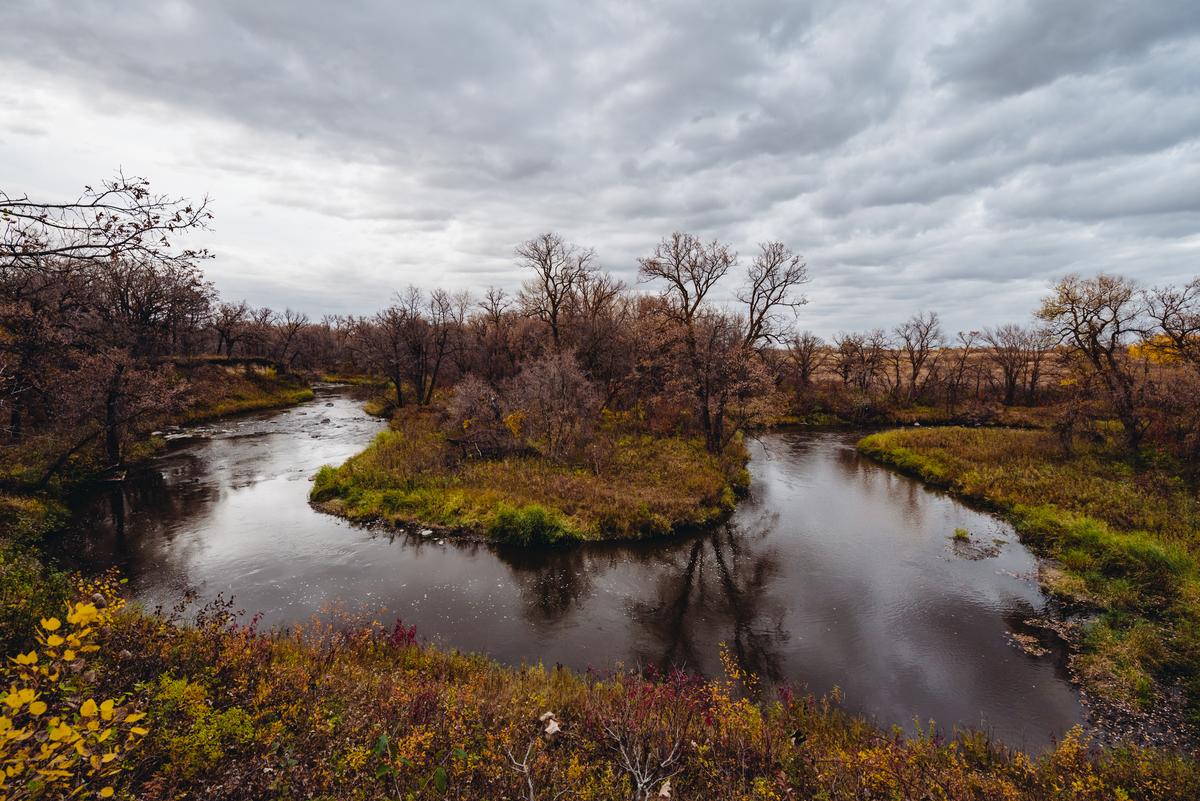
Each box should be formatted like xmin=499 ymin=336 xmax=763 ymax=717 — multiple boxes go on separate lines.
xmin=626 ymin=525 xmax=788 ymax=683
xmin=54 ymin=388 xmax=1085 ymax=749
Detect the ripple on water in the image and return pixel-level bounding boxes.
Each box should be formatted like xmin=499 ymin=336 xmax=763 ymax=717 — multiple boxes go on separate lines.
xmin=54 ymin=388 xmax=1084 ymax=749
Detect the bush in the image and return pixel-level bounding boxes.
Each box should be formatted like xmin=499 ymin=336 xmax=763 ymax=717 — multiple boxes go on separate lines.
xmin=0 ymin=544 xmax=71 ymax=651
xmin=151 ymin=677 xmax=255 ymax=780
xmin=0 ymin=591 xmax=148 ymax=799
xmin=488 ymin=503 xmax=573 ymax=546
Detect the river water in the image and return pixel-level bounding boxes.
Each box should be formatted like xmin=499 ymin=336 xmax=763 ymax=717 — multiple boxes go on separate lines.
xmin=57 ymin=386 xmax=1083 ymax=749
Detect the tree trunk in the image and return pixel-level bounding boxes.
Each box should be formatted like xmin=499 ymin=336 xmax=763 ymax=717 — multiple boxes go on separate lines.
xmin=105 ymin=365 xmax=125 ymax=466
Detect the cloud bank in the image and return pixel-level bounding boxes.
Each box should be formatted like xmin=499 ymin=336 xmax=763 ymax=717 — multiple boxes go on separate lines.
xmin=2 ymin=0 xmax=1197 ymax=334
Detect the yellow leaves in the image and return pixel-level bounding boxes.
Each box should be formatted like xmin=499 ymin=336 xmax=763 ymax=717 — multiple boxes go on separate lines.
xmin=503 ymin=410 xmax=526 ymax=438
xmin=67 ymin=602 xmax=102 ymax=627
xmin=2 ymin=595 xmax=146 ymax=798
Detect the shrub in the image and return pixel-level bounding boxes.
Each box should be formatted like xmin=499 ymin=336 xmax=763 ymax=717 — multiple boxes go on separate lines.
xmin=0 ymin=593 xmax=148 ymax=799
xmin=488 ymin=503 xmax=574 ymax=546
xmin=0 ymin=544 xmax=71 ymax=651
xmin=505 ymin=353 xmax=600 ymax=461
xmin=150 ymin=677 xmax=254 ymax=780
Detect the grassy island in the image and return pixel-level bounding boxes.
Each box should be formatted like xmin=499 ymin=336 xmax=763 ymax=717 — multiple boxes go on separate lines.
xmin=312 ymin=406 xmax=749 ymax=545
xmin=858 ymin=426 xmax=1200 ymax=726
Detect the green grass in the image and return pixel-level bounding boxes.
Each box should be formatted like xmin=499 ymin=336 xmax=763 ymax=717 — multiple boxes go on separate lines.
xmin=858 ymin=427 xmax=1200 ymax=721
xmin=181 ymin=382 xmax=314 ymax=423
xmin=311 ymin=413 xmax=748 ymax=543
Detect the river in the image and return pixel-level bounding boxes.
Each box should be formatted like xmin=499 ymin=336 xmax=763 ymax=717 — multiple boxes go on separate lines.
xmin=56 ymin=385 xmax=1084 ymax=750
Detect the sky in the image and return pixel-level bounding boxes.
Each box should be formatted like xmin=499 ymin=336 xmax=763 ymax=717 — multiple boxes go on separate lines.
xmin=2 ymin=0 xmax=1198 ymax=336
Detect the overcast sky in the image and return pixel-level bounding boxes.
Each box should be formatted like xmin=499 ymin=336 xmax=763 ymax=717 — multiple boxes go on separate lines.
xmin=2 ymin=1 xmax=1198 ymax=335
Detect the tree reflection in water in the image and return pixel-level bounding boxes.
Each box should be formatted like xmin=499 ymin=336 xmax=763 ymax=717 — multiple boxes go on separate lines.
xmin=494 ymin=544 xmax=596 ymax=624
xmin=628 ymin=522 xmax=788 ymax=684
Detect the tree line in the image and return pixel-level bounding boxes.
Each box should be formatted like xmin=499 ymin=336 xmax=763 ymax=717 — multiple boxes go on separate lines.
xmin=3 ymin=175 xmax=1199 ymax=486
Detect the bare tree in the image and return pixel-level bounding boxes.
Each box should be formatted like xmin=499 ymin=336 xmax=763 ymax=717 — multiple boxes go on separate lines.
xmin=785 ymin=330 xmax=825 ymax=392
xmin=272 ymin=308 xmax=309 ymax=370
xmin=739 ymin=241 xmax=809 ymax=348
xmin=895 ymin=311 xmax=943 ymax=403
xmin=212 ymin=301 xmax=250 ymax=357
xmin=833 ymin=330 xmax=888 ymax=395
xmin=2 ymin=172 xmax=212 ymax=271
xmin=639 ymin=233 xmax=740 ymax=452
xmin=355 ymin=306 xmax=410 ymax=408
xmin=1145 ymin=277 xmax=1200 ymax=372
xmin=943 ymin=330 xmax=979 ymax=414
xmin=983 ymin=323 xmax=1034 ymax=406
xmin=638 ymin=232 xmax=734 ymax=327
xmin=422 ymin=288 xmax=462 ymax=404
xmin=516 ymin=232 xmax=593 ymax=350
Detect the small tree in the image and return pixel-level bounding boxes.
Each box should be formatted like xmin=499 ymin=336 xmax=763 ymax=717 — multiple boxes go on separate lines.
xmin=785 ymin=330 xmax=825 ymax=394
xmin=445 ymin=374 xmax=511 ymax=458
xmin=506 ymin=353 xmax=600 ymax=462
xmin=1037 ymin=274 xmax=1149 ymax=452
xmin=895 ymin=311 xmax=943 ymax=403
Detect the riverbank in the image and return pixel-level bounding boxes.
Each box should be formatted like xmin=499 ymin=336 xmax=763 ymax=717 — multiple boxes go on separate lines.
xmin=858 ymin=426 xmax=1200 ymax=743
xmin=5 ymin=586 xmax=1198 ymax=801
xmin=311 ymin=409 xmax=749 ymax=544
xmin=175 ymin=361 xmax=315 ymax=423
xmin=764 ymin=400 xmax=1063 ymax=430
xmin=0 ymin=366 xmax=316 ymax=647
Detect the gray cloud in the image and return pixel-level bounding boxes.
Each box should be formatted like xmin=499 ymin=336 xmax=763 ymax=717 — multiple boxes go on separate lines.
xmin=1 ymin=0 xmax=1197 ymax=335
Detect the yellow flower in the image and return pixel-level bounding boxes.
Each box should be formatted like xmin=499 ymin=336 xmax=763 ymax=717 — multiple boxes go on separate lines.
xmin=14 ymin=651 xmax=37 ymax=665
xmin=99 ymin=788 xmax=114 ymax=798
xmin=63 ymin=650 xmax=77 ymax=662
xmin=40 ymin=617 xmax=62 ymax=632
xmin=80 ymin=699 xmax=98 ymax=718
xmin=124 ymin=712 xmax=146 ymax=724
xmin=99 ymin=700 xmax=115 ymax=721
xmin=29 ymin=701 xmax=47 ymax=716
xmin=17 ymin=689 xmax=35 ymax=705
xmin=46 ymin=634 xmax=65 ymax=647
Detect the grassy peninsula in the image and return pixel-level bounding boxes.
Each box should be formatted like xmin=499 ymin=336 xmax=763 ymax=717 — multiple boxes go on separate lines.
xmin=858 ymin=426 xmax=1200 ymax=727
xmin=312 ymin=406 xmax=749 ymax=545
